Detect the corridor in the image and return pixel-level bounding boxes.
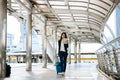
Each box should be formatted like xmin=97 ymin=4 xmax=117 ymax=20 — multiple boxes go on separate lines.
xmin=0 ymin=63 xmax=110 ymax=80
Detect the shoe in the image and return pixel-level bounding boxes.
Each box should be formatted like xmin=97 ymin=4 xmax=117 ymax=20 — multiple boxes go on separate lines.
xmin=62 ymin=72 xmax=65 ymax=76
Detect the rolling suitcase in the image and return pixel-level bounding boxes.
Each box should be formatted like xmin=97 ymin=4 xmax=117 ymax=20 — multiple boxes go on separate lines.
xmin=56 ymin=59 xmax=62 ymax=74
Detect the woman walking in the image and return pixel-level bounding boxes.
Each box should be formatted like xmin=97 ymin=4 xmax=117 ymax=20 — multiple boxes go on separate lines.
xmin=58 ymin=32 xmax=68 ymax=76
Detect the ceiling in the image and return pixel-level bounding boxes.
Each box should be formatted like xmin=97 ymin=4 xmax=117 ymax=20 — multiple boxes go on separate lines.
xmin=7 ymin=0 xmax=119 ymax=43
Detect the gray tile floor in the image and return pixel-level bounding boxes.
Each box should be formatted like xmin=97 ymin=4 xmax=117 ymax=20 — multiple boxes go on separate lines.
xmin=0 ymin=63 xmax=109 ymax=80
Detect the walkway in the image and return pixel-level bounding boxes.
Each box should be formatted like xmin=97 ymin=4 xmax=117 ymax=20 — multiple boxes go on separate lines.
xmin=0 ymin=63 xmax=109 ymax=80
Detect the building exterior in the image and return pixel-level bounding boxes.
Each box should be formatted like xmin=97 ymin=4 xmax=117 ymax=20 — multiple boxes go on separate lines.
xmin=18 ymin=22 xmax=42 ymax=52
xmin=116 ymin=7 xmax=120 ymax=37
xmin=7 ymin=23 xmax=42 ymax=52
xmin=7 ymin=33 xmax=14 ymax=52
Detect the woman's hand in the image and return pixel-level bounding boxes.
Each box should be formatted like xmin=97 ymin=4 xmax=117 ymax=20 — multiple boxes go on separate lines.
xmin=63 ymin=38 xmax=68 ymax=44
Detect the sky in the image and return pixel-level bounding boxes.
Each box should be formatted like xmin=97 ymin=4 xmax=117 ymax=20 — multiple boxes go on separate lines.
xmin=7 ymin=15 xmax=21 ymax=45
xmin=104 ymin=9 xmax=116 ymax=42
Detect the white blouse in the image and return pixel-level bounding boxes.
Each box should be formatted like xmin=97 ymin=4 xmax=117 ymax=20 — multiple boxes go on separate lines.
xmin=60 ymin=41 xmax=65 ymax=52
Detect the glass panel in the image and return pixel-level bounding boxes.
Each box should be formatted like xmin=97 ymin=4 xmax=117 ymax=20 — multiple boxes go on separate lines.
xmin=89 ymin=9 xmax=105 ymax=17
xmin=57 ymin=14 xmax=71 ymax=16
xmin=61 ymin=19 xmax=73 ymax=21
xmin=59 ymin=16 xmax=71 ymax=19
xmin=51 ymin=6 xmax=68 ymax=9
xmin=89 ymin=16 xmax=102 ymax=22
xmin=75 ymin=19 xmax=88 ymax=22
xmin=90 ymin=0 xmax=111 ymax=9
xmin=101 ymin=0 xmax=113 ymax=5
xmin=49 ymin=1 xmax=65 ymax=5
xmin=12 ymin=3 xmax=19 ymax=7
xmin=89 ymin=4 xmax=108 ymax=14
xmin=69 ymin=0 xmax=88 ymax=2
xmin=70 ymin=7 xmax=87 ymax=10
xmin=78 ymin=25 xmax=88 ymax=28
xmin=74 ymin=17 xmax=87 ymax=19
xmin=39 ymin=5 xmax=47 ymax=8
xmin=69 ymin=2 xmax=88 ymax=6
xmin=36 ymin=0 xmax=46 ymax=4
xmin=73 ymin=14 xmax=87 ymax=17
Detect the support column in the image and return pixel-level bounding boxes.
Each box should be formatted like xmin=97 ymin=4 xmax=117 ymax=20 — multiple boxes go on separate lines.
xmin=74 ymin=39 xmax=77 ymax=63
xmin=68 ymin=36 xmax=71 ymax=64
xmin=0 ymin=0 xmax=7 ymax=77
xmin=42 ymin=16 xmax=47 ymax=68
xmin=53 ymin=27 xmax=57 ymax=65
xmin=78 ymin=42 xmax=81 ymax=63
xmin=26 ymin=11 xmax=32 ymax=71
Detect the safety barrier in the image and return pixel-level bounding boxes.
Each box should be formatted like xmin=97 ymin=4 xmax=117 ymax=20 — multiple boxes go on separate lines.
xmin=96 ymin=36 xmax=120 ymax=80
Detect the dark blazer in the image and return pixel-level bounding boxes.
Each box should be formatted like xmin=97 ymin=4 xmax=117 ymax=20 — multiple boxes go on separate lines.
xmin=58 ymin=40 xmax=68 ymax=53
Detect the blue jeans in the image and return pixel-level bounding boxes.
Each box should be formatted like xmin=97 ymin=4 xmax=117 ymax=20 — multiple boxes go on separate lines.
xmin=58 ymin=51 xmax=68 ymax=72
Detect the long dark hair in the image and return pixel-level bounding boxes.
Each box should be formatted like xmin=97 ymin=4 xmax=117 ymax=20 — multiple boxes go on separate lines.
xmin=60 ymin=32 xmax=67 ymax=41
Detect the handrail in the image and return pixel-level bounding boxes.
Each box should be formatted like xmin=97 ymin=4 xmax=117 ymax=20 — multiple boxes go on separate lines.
xmin=96 ymin=36 xmax=120 ymax=80
xmin=96 ymin=36 xmax=120 ymax=52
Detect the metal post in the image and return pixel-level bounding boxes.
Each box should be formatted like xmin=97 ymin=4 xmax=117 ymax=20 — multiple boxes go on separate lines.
xmin=26 ymin=10 xmax=32 ymax=71
xmin=107 ymin=50 xmax=114 ymax=76
xmin=102 ymin=52 xmax=106 ymax=72
xmin=0 ymin=0 xmax=7 ymax=77
xmin=78 ymin=42 xmax=81 ymax=63
xmin=74 ymin=39 xmax=77 ymax=63
xmin=98 ymin=53 xmax=102 ymax=70
xmin=42 ymin=16 xmax=47 ymax=68
xmin=68 ymin=36 xmax=71 ymax=64
xmin=97 ymin=53 xmax=101 ymax=69
xmin=113 ymin=47 xmax=120 ymax=74
xmin=16 ymin=56 xmax=18 ymax=63
xmin=103 ymin=52 xmax=109 ymax=74
xmin=100 ymin=51 xmax=104 ymax=71
xmin=99 ymin=50 xmax=105 ymax=71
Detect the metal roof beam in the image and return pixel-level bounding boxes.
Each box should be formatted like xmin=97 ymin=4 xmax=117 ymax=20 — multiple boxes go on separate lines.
xmin=15 ymin=0 xmax=31 ymax=11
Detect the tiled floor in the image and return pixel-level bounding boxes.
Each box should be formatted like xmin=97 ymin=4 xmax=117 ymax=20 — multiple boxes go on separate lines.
xmin=0 ymin=63 xmax=110 ymax=80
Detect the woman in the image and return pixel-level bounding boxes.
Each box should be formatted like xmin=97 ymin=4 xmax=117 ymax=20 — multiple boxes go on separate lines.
xmin=58 ymin=32 xmax=68 ymax=76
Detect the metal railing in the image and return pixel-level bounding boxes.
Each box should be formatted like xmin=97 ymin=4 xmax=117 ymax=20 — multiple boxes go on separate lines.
xmin=96 ymin=36 xmax=120 ymax=80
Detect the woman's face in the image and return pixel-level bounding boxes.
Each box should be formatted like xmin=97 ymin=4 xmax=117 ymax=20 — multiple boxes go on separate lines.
xmin=62 ymin=33 xmax=65 ymax=39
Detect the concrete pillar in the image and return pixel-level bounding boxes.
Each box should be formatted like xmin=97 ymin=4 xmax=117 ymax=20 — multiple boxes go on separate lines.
xmin=0 ymin=0 xmax=7 ymax=77
xmin=78 ymin=42 xmax=81 ymax=63
xmin=42 ymin=16 xmax=47 ymax=68
xmin=53 ymin=27 xmax=57 ymax=65
xmin=26 ymin=11 xmax=32 ymax=71
xmin=74 ymin=39 xmax=77 ymax=63
xmin=68 ymin=37 xmax=71 ymax=64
